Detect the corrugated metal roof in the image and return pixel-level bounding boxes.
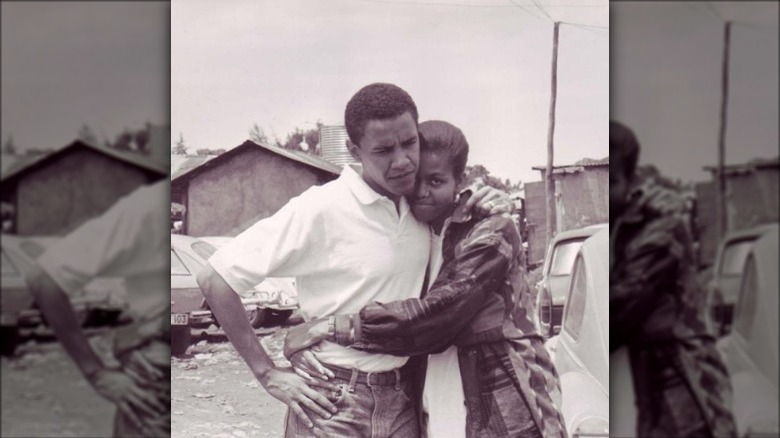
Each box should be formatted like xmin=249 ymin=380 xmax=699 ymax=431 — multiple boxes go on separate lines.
xmin=531 ymin=156 xmax=609 ymax=172
xmin=1 ymin=140 xmax=168 ymax=182
xmin=171 ymin=155 xmax=216 ymax=180
xmin=703 ymin=157 xmax=780 ymax=175
xmin=171 ymin=140 xmax=341 ymax=184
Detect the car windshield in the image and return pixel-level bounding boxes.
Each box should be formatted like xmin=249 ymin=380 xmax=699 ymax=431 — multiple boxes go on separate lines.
xmin=550 ymin=239 xmax=584 ymax=276
xmin=719 ymin=239 xmax=755 ymax=276
xmin=191 ymin=241 xmax=218 ymax=261
xmin=734 ymin=255 xmax=758 ymax=340
xmin=1 ymin=250 xmax=18 ymax=276
xmin=20 ymin=240 xmax=47 ymax=259
xmin=171 ymin=250 xmax=190 ymax=276
xmin=563 ymin=255 xmax=587 ymax=340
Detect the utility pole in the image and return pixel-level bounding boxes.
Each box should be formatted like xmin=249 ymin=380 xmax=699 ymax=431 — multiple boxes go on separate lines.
xmin=545 ymin=21 xmax=560 ymax=246
xmin=716 ymin=21 xmax=731 ymax=239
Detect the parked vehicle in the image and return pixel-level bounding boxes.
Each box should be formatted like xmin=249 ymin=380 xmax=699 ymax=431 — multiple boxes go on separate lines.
xmin=716 ymin=225 xmax=778 ymax=437
xmin=170 ymin=235 xmax=297 ymax=356
xmin=707 ymin=223 xmax=778 ymax=336
xmin=536 ymin=223 xmax=607 ymax=338
xmin=197 ymin=236 xmax=299 ymax=328
xmin=1 ymin=234 xmax=127 ymax=356
xmin=543 ymin=228 xmax=609 ymax=438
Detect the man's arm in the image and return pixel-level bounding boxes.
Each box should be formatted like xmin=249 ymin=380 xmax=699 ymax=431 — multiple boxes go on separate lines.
xmin=26 ymin=266 xmax=166 ymax=431
xmin=197 ymin=264 xmax=337 ymax=430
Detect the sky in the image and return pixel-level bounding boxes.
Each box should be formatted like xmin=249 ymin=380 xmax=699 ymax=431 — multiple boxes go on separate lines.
xmin=172 ymin=0 xmax=608 ymax=186
xmin=1 ymin=2 xmax=169 ymax=152
xmin=611 ymin=2 xmax=779 ymax=182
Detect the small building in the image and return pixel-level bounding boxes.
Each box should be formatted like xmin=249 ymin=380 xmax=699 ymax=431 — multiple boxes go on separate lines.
xmin=696 ymin=158 xmax=779 ymax=266
xmin=1 ymin=139 xmax=167 ymax=236
xmin=171 ymin=140 xmax=341 ymax=237
xmin=526 ymin=157 xmax=609 ymax=265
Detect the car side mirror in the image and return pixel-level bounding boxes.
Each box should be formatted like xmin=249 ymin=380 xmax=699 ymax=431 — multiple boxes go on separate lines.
xmin=707 ymin=286 xmax=727 ymax=337
xmin=538 ymin=286 xmax=553 ymax=338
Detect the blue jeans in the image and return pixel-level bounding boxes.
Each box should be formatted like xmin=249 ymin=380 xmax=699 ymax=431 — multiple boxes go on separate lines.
xmin=285 ymin=365 xmax=419 ymax=438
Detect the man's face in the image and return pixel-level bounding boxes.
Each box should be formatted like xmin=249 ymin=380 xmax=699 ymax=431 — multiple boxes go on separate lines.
xmin=350 ymin=112 xmax=419 ymax=200
xmin=610 ymin=161 xmax=630 ymax=222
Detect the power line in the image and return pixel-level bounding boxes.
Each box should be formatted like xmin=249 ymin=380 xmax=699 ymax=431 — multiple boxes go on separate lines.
xmin=507 ymin=0 xmax=546 ymax=21
xmin=704 ymin=2 xmax=723 ymax=21
xmin=530 ymin=0 xmax=554 ymax=22
xmin=356 ymin=0 xmax=517 ymax=8
xmin=559 ymin=21 xmax=609 ymax=30
xmin=561 ymin=22 xmax=608 ymax=37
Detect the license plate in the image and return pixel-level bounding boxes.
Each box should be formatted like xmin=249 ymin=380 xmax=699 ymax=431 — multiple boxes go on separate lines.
xmin=171 ymin=313 xmax=189 ymax=326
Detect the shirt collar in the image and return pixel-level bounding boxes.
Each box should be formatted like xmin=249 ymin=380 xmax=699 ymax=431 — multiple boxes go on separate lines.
xmin=341 ymin=164 xmax=388 ymax=205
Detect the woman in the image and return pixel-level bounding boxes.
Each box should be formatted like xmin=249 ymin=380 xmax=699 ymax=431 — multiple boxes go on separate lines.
xmin=284 ymin=120 xmax=566 ymax=437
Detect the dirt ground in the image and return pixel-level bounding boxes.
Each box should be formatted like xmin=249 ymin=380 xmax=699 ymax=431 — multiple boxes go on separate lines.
xmin=2 ymin=326 xmax=293 ymax=438
xmin=171 ymin=329 xmax=291 ymax=438
xmin=1 ymin=330 xmax=118 ymax=437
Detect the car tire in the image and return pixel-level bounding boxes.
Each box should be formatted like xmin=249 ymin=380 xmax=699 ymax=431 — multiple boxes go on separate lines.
xmin=259 ymin=309 xmax=293 ymax=328
xmin=247 ymin=308 xmax=265 ymax=329
xmin=0 ymin=325 xmax=20 ymax=357
xmin=171 ymin=324 xmax=191 ymax=357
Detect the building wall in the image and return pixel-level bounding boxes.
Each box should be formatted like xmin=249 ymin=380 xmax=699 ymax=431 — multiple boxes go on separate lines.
xmin=16 ymin=148 xmax=152 ymax=235
xmin=556 ymin=167 xmax=609 ymax=231
xmin=524 ymin=167 xmax=608 ymax=266
xmin=186 ymin=148 xmax=336 ymax=237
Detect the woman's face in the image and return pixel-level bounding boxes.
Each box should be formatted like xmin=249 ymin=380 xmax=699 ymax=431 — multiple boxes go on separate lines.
xmin=410 ymin=151 xmax=459 ymax=224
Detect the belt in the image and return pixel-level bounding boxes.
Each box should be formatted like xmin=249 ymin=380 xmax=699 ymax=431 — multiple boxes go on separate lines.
xmin=323 ymin=363 xmax=408 ymax=388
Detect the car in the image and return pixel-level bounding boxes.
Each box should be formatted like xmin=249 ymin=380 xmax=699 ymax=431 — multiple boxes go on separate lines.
xmin=707 ymin=223 xmax=778 ymax=336
xmin=1 ymin=234 xmax=128 ymax=356
xmin=170 ymin=235 xmax=294 ymax=356
xmin=542 ymin=228 xmax=609 ymax=438
xmin=716 ymin=225 xmax=778 ymax=437
xmin=197 ymin=236 xmax=299 ymax=328
xmin=536 ymin=223 xmax=607 ymax=338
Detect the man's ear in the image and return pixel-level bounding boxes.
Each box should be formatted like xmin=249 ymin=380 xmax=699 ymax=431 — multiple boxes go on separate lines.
xmin=347 ymin=139 xmax=362 ymax=163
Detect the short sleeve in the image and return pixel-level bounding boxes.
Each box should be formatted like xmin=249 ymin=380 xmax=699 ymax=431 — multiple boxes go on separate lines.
xmin=208 ymin=195 xmax=316 ymax=294
xmin=37 ymin=181 xmax=169 ymax=295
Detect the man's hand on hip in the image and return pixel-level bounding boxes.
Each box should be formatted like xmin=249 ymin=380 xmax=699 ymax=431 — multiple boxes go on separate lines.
xmin=258 ymin=368 xmax=338 ymax=435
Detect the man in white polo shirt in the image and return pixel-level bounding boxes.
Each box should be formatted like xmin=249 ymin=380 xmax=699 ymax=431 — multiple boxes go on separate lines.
xmin=199 ymin=83 xmax=503 ymax=437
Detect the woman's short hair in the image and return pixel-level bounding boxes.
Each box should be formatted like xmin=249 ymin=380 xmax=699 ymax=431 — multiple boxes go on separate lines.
xmin=610 ymin=120 xmax=640 ymax=179
xmin=418 ymin=120 xmax=469 ymax=178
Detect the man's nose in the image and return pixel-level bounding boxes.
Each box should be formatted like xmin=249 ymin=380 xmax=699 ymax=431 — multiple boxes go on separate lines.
xmin=391 ymin=150 xmax=413 ymax=170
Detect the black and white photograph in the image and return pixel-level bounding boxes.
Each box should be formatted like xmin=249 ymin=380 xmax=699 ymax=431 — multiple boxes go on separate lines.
xmin=1 ymin=2 xmax=171 ymax=437
xmin=611 ymin=2 xmax=778 ymax=437
xmin=171 ymin=0 xmax=608 ymax=437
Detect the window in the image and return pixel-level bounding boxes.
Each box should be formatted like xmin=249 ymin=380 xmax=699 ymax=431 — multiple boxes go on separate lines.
xmin=563 ymin=255 xmax=587 ymax=340
xmin=171 ymin=250 xmax=190 ymax=276
xmin=719 ymin=239 xmax=756 ymax=276
xmin=1 ymin=251 xmax=18 ymax=276
xmin=550 ymin=239 xmax=585 ymax=276
xmin=734 ymin=255 xmax=757 ymax=340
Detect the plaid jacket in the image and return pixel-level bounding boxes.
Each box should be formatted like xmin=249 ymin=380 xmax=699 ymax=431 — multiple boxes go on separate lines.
xmin=611 ymin=177 xmax=738 ymax=437
xmin=344 ymin=214 xmax=567 ymax=438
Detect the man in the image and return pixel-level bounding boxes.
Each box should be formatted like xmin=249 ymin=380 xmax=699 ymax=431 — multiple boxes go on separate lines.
xmin=26 ymin=180 xmax=170 ymax=437
xmin=609 ymin=121 xmax=737 ymax=437
xmin=198 ymin=83 xmax=505 ymax=437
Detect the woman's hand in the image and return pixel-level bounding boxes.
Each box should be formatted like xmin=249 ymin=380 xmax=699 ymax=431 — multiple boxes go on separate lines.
xmin=289 ymin=348 xmax=336 ymax=386
xmin=283 ymin=318 xmax=331 ymax=360
xmin=466 ymin=185 xmax=514 ymax=216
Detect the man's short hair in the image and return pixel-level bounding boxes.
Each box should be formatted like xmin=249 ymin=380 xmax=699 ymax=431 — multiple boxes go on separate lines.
xmin=610 ymin=120 xmax=640 ymax=179
xmin=419 ymin=120 xmax=469 ymax=179
xmin=344 ymin=83 xmax=419 ymax=146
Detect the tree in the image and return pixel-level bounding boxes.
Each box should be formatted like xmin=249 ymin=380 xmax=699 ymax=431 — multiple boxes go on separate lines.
xmin=462 ymin=164 xmax=522 ymax=193
xmin=2 ymin=135 xmax=17 ymax=155
xmin=77 ymin=124 xmax=100 ymax=146
xmin=195 ymin=148 xmax=225 ymax=156
xmin=172 ymin=133 xmax=188 ymax=155
xmin=275 ymin=122 xmax=322 ymax=155
xmin=249 ymin=123 xmax=269 ymax=145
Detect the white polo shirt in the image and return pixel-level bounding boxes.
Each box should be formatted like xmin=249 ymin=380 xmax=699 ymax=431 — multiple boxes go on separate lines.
xmin=38 ymin=180 xmax=170 ymax=320
xmin=210 ymin=164 xmax=430 ymax=372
